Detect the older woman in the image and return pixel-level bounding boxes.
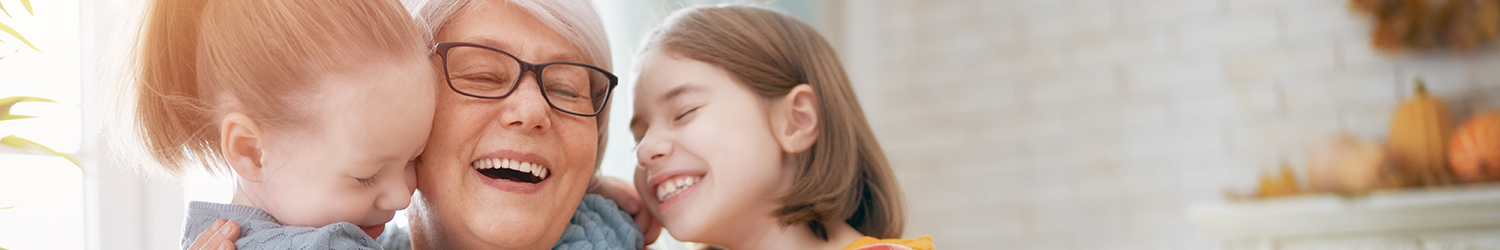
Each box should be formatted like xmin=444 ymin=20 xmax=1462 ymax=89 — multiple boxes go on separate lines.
xmin=187 ymin=0 xmax=654 ymax=249
xmin=401 ymin=0 xmax=648 ymax=248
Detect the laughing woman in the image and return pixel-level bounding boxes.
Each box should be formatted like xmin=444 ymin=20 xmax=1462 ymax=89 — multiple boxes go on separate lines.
xmin=185 ymin=0 xmax=653 ymax=249
xmin=400 ymin=0 xmax=647 ymax=249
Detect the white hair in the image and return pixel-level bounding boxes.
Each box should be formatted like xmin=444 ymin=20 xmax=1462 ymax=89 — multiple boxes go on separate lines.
xmin=403 ymin=0 xmax=613 ymax=169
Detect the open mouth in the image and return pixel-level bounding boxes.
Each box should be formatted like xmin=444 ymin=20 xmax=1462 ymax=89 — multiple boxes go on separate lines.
xmin=472 ymin=158 xmax=550 ymax=184
xmin=655 ymin=175 xmax=702 ymax=202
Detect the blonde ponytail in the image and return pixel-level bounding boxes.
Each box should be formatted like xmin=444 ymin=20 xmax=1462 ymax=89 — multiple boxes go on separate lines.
xmin=135 ymin=0 xmax=220 ymax=176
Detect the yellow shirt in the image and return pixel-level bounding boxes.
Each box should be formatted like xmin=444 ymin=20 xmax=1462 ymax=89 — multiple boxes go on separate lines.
xmin=842 ymin=236 xmax=934 ymax=250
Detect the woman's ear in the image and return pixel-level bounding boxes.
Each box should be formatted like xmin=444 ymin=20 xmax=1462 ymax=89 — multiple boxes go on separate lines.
xmin=771 ymin=84 xmax=819 ymax=154
xmin=220 ymin=112 xmax=267 ymax=182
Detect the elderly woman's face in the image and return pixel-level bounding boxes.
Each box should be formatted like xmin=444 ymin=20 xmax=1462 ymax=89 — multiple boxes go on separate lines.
xmin=411 ymin=0 xmax=598 ymax=249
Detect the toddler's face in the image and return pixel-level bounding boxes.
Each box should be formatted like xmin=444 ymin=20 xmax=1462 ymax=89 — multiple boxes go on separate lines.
xmin=629 ymin=51 xmax=791 ymax=243
xmin=252 ymin=55 xmax=436 ymax=239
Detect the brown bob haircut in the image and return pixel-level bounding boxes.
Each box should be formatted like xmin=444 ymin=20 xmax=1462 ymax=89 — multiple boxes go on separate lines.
xmin=639 ymin=4 xmax=907 ymax=239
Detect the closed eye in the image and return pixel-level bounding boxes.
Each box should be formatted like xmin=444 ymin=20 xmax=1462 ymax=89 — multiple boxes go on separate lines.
xmin=356 ymin=174 xmax=377 ymax=186
xmin=675 ymin=106 xmax=702 ymax=121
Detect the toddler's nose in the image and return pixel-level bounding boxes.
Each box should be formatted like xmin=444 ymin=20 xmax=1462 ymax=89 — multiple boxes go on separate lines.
xmin=375 ymin=175 xmax=414 ymax=211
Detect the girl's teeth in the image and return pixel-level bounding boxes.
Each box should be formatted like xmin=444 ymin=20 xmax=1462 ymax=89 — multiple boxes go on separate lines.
xmin=656 ymin=176 xmax=701 ymax=202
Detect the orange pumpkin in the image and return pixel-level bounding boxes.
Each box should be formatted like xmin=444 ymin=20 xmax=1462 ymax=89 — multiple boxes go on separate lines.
xmin=1450 ymin=111 xmax=1500 ymax=183
xmin=1388 ymin=78 xmax=1456 ymax=186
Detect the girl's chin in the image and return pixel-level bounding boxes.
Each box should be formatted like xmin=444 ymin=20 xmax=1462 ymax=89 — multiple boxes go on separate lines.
xmin=659 ymin=215 xmax=717 ymax=242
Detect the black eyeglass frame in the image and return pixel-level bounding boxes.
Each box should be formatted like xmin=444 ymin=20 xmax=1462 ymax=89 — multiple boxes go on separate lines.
xmin=430 ymin=41 xmax=619 ymax=117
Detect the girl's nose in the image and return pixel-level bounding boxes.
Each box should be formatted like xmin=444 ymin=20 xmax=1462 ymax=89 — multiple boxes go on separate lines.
xmin=635 ymin=134 xmax=674 ymax=168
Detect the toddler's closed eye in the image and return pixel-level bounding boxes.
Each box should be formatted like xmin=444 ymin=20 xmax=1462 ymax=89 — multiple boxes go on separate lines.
xmin=357 ymin=174 xmax=377 ymax=186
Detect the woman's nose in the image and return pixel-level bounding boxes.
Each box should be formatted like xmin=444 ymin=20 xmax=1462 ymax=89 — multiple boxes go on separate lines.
xmin=498 ymin=73 xmax=552 ymax=133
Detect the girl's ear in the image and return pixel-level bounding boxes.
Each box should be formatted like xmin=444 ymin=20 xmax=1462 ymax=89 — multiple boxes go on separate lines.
xmin=771 ymin=84 xmax=819 ymax=154
xmin=220 ymin=112 xmax=268 ymax=182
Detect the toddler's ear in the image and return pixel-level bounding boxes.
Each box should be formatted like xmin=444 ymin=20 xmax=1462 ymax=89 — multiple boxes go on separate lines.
xmin=771 ymin=84 xmax=819 ymax=154
xmin=220 ymin=112 xmax=267 ymax=182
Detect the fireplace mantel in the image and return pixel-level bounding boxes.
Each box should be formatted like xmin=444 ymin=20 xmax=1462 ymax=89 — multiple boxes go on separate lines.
xmin=1189 ymin=185 xmax=1500 ymax=250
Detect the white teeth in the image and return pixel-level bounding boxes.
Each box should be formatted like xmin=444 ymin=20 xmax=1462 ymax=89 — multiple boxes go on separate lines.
xmin=655 ymin=176 xmax=701 ymax=202
xmin=470 ymin=158 xmax=550 ymax=179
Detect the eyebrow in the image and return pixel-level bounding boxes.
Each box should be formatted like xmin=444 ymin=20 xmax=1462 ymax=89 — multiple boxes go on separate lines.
xmin=453 ymin=36 xmax=586 ymax=63
xmin=661 ymin=84 xmax=704 ymax=103
xmin=457 ymin=36 xmax=513 ymax=51
xmin=629 ymin=83 xmax=705 ymax=130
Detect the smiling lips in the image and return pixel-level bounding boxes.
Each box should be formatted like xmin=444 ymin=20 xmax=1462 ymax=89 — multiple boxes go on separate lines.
xmin=655 ymin=175 xmax=702 ymax=202
xmin=472 ymin=158 xmax=550 ymax=183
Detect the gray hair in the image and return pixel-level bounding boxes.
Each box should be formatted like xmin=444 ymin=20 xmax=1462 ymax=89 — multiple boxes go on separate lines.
xmin=403 ymin=0 xmax=613 ymax=169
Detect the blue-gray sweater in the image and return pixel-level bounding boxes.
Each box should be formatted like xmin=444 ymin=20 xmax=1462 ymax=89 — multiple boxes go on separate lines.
xmin=180 ymin=201 xmax=379 ymax=249
xmin=182 ymin=194 xmax=641 ymax=250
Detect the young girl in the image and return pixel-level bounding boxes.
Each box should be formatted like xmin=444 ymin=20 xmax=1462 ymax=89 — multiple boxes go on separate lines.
xmin=628 ymin=4 xmax=934 ymax=250
xmin=131 ymin=0 xmax=433 ymax=249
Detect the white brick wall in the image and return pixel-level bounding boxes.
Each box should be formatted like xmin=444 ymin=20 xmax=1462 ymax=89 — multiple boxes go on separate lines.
xmin=831 ymin=0 xmax=1500 ymax=249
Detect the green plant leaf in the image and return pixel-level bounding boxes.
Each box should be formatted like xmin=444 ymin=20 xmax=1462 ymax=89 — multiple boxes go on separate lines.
xmin=0 ymin=21 xmax=41 ymax=53
xmin=0 ymin=2 xmax=12 ymax=18
xmin=21 ymin=0 xmax=31 ymax=15
xmin=1 ymin=96 xmax=55 ymax=121
xmin=1 ymin=135 xmax=82 ymax=171
xmin=0 ymin=206 xmax=13 ymax=210
xmin=3 ymin=114 xmax=35 ymax=120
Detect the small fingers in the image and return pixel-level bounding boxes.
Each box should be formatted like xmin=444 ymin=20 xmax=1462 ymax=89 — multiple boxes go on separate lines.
xmin=215 ymin=220 xmax=240 ymax=250
xmin=187 ymin=219 xmax=225 ymax=250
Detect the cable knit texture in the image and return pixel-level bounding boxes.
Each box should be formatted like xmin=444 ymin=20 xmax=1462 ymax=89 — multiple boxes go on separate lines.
xmin=554 ymin=194 xmax=644 ymax=250
xmin=376 ymin=194 xmax=642 ymax=250
xmin=181 ymin=201 xmax=379 ymax=250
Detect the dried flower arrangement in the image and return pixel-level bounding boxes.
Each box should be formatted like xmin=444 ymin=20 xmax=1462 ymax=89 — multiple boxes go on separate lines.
xmin=1350 ymin=0 xmax=1500 ymax=53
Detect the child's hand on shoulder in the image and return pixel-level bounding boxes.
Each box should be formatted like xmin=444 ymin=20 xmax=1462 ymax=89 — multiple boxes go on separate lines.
xmin=188 ymin=218 xmax=240 ymax=250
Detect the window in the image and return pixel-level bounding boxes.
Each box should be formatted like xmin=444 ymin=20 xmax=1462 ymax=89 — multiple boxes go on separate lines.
xmin=0 ymin=0 xmax=86 ymax=249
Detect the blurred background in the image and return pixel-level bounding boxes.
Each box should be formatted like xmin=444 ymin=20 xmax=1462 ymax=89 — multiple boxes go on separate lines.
xmin=6 ymin=0 xmax=1500 ymax=249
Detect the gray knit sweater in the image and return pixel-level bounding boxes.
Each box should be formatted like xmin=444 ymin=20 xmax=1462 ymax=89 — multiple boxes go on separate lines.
xmin=182 ymin=194 xmax=641 ymax=250
xmin=377 ymin=194 xmax=642 ymax=250
xmin=180 ymin=201 xmax=380 ymax=250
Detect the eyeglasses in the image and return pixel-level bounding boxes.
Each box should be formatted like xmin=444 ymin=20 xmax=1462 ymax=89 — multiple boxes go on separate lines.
xmin=431 ymin=42 xmax=618 ymax=117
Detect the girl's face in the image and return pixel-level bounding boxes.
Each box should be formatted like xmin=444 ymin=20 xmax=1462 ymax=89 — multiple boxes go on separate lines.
xmin=630 ymin=51 xmax=793 ymax=244
xmin=249 ymin=56 xmax=435 ymax=240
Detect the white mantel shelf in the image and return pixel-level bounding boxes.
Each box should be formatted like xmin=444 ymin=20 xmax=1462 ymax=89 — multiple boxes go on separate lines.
xmin=1189 ymin=184 xmax=1500 ymax=250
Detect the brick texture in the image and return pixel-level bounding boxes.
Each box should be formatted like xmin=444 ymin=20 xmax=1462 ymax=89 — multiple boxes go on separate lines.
xmin=830 ymin=0 xmax=1500 ymax=249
